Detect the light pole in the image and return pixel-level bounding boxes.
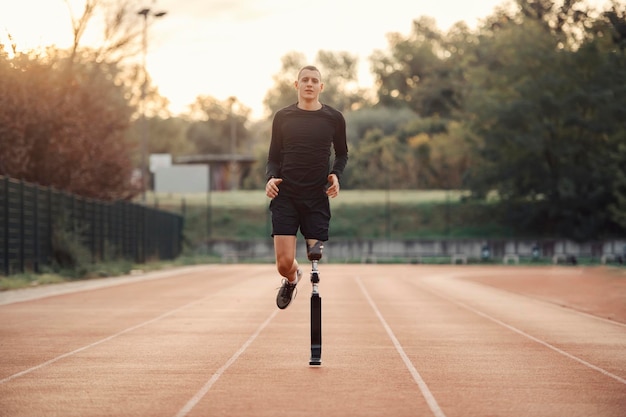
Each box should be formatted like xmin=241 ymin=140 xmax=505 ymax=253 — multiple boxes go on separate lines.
xmin=138 ymin=7 xmax=166 ymax=202
xmin=228 ymin=96 xmax=238 ymax=190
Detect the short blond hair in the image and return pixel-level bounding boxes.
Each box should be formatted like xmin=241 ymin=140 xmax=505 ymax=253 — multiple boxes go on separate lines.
xmin=297 ymin=65 xmax=322 ymax=80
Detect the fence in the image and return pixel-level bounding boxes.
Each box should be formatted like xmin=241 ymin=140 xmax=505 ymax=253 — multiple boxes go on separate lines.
xmin=209 ymin=238 xmax=626 ymax=265
xmin=0 ymin=176 xmax=184 ymax=276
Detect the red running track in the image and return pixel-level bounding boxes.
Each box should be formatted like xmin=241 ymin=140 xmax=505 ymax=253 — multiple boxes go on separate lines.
xmin=0 ymin=264 xmax=625 ymax=417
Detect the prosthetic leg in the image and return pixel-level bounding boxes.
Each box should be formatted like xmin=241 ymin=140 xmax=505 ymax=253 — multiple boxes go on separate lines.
xmin=307 ymin=241 xmax=323 ymax=366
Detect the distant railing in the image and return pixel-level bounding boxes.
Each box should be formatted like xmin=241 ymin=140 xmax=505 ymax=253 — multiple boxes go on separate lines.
xmin=0 ymin=176 xmax=183 ymax=276
xmin=208 ymin=238 xmax=626 ymax=265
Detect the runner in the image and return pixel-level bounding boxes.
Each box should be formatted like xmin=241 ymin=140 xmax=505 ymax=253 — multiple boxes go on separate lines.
xmin=265 ymin=65 xmax=349 ymax=309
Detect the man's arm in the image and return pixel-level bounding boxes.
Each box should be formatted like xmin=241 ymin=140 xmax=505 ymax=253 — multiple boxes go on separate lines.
xmin=330 ymin=113 xmax=348 ymax=181
xmin=265 ymin=112 xmax=283 ymax=181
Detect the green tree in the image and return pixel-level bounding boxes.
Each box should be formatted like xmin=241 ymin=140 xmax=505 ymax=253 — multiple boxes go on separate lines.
xmin=400 ymin=118 xmax=472 ymax=189
xmin=367 ymin=17 xmax=478 ymax=191
xmin=513 ymin=0 xmax=595 ymax=46
xmin=345 ymin=107 xmax=417 ymax=145
xmin=128 ymin=116 xmax=193 ymax=160
xmin=344 ymin=129 xmax=404 ymax=189
xmin=464 ymin=14 xmax=626 ymax=240
xmin=609 ymin=140 xmax=626 ymax=230
xmin=187 ymin=96 xmax=252 ymax=155
xmin=370 ymin=16 xmax=468 ymax=119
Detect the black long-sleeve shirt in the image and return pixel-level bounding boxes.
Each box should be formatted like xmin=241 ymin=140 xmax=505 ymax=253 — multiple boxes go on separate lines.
xmin=266 ymin=103 xmax=348 ymax=198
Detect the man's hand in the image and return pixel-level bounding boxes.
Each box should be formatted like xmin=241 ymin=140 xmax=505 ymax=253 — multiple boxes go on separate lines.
xmin=326 ymin=174 xmax=340 ymax=198
xmin=266 ymin=178 xmax=282 ymax=198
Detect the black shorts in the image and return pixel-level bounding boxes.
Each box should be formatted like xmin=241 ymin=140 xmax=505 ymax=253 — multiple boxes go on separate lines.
xmin=269 ymin=193 xmax=331 ymax=240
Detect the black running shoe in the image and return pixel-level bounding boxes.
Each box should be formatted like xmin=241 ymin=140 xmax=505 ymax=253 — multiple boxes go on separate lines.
xmin=276 ymin=269 xmax=302 ymax=309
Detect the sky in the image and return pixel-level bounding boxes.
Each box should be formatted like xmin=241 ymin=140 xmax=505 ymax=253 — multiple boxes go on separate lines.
xmin=0 ymin=0 xmax=611 ymax=120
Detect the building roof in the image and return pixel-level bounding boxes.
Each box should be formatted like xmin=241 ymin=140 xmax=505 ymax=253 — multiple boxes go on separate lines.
xmin=175 ymin=154 xmax=257 ymax=164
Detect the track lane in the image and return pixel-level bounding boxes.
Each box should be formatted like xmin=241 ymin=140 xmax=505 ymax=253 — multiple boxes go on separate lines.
xmin=356 ymin=266 xmax=626 ymax=417
xmin=0 ymin=264 xmax=624 ymax=417
xmin=0 ymin=265 xmax=245 ymax=381
xmin=0 ymin=265 xmax=279 ymax=417
xmin=418 ymin=269 xmax=626 ymax=382
xmin=181 ymin=265 xmax=438 ymax=417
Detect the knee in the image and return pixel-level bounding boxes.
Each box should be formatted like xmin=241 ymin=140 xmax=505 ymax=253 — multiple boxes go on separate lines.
xmin=276 ymin=257 xmax=294 ymax=276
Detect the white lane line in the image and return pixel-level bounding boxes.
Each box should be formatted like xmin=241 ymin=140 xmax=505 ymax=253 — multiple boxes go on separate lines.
xmin=419 ymin=278 xmax=626 ymax=386
xmin=174 ymin=309 xmax=279 ymax=417
xmin=0 ymin=295 xmax=212 ymax=385
xmin=437 ymin=270 xmax=626 ymax=328
xmin=355 ymin=277 xmax=446 ymax=417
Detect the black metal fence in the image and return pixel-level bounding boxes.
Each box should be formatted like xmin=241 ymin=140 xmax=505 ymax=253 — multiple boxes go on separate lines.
xmin=0 ymin=176 xmax=184 ymax=276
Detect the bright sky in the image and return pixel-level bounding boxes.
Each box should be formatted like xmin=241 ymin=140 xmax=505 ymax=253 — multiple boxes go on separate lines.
xmin=0 ymin=0 xmax=611 ymax=120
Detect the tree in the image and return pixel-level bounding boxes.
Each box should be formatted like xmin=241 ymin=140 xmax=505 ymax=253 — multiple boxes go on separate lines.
xmin=345 ymin=106 xmax=417 ymax=145
xmin=343 ymin=129 xmax=406 ymax=189
xmin=187 ymin=96 xmax=252 ymax=155
xmin=262 ymin=52 xmax=308 ymax=117
xmin=513 ymin=0 xmax=595 ymax=47
xmin=370 ymin=17 xmax=469 ymax=119
xmin=609 ymin=140 xmax=626 ymax=230
xmin=400 ymin=118 xmax=472 ymax=189
xmin=61 ymin=0 xmax=168 ymax=116
xmin=599 ymin=3 xmax=626 ymax=231
xmin=64 ymin=0 xmax=143 ymax=63
xmin=0 ymin=0 xmax=172 ymax=200
xmin=315 ymin=50 xmax=370 ymax=112
xmin=367 ymin=17 xmax=477 ymax=191
xmin=464 ymin=12 xmax=626 ymax=240
xmin=0 ymin=46 xmax=136 ymax=200
xmin=128 ymin=116 xmax=193 ymax=159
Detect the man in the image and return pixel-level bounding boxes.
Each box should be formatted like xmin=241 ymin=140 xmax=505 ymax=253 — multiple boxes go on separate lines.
xmin=265 ymin=65 xmax=348 ymax=309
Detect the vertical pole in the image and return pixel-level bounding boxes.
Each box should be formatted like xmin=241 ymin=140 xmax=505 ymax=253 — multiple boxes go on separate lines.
xmin=46 ymin=186 xmax=52 ymax=271
xmin=445 ymin=188 xmax=450 ymax=236
xmin=140 ymin=12 xmax=148 ymax=203
xmin=228 ymin=97 xmax=237 ymax=191
xmin=309 ymin=260 xmax=322 ymax=365
xmin=3 ymin=177 xmax=9 ymax=276
xmin=18 ymin=180 xmax=24 ymax=273
xmin=382 ymin=141 xmax=392 ymax=246
xmin=33 ymin=185 xmax=39 ymax=273
xmin=136 ymin=8 xmax=166 ymax=202
xmin=206 ymin=165 xmax=212 ymax=244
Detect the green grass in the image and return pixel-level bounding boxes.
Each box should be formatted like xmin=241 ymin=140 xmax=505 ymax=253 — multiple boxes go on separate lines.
xmin=142 ymin=189 xmax=469 ymax=211
xmin=152 ymin=189 xmax=507 ymax=244
xmin=0 ymin=273 xmax=66 ymax=291
xmin=0 ymin=255 xmax=223 ymax=292
xmin=140 ymin=189 xmax=486 ymax=244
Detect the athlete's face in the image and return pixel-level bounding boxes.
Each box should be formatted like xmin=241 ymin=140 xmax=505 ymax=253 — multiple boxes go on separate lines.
xmin=295 ymin=69 xmax=323 ymax=101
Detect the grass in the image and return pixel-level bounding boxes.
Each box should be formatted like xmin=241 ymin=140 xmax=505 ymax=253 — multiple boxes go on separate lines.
xmin=203 ymin=204 xmax=503 ymax=240
xmin=0 ymin=273 xmax=66 ymax=290
xmin=141 ymin=189 xmax=469 ymax=210
xmin=145 ymin=189 xmax=488 ymax=242
xmin=3 ymin=253 xmax=621 ymax=292
xmin=0 ymin=255 xmax=222 ymax=292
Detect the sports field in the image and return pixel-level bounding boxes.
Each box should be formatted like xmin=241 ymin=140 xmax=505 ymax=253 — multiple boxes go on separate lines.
xmin=1 ymin=264 xmax=625 ymax=416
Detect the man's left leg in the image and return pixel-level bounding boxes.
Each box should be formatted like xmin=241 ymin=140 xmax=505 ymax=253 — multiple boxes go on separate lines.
xmin=302 ymin=197 xmax=330 ymax=262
